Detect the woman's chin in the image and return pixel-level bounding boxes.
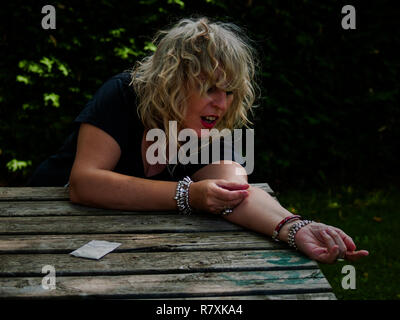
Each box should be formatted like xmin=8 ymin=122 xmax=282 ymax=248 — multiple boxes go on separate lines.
xmin=199 ymin=128 xmax=212 ymax=138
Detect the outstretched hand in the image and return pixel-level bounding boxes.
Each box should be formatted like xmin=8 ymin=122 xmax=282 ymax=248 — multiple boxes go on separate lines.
xmin=294 ymin=222 xmax=369 ymax=264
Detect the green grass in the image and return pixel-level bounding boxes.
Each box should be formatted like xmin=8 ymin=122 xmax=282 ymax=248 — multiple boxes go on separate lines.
xmin=276 ymin=185 xmax=400 ymax=300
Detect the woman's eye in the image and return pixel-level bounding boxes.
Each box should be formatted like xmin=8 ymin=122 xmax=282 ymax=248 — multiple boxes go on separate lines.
xmin=207 ymin=86 xmax=216 ymax=93
xmin=226 ymin=91 xmax=234 ymax=95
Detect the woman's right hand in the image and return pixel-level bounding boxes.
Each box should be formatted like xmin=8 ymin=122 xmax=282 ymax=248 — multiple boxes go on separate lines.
xmin=189 ymin=179 xmax=249 ymax=214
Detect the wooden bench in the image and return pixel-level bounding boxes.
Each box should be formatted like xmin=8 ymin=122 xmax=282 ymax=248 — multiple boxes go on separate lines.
xmin=0 ymin=184 xmax=336 ymax=299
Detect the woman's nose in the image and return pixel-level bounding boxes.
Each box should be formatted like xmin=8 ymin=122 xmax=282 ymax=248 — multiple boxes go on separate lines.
xmin=211 ymin=89 xmax=228 ymax=110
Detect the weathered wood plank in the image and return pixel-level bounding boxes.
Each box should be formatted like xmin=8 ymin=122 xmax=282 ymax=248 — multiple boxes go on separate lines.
xmin=0 ymin=183 xmax=275 ymax=201
xmin=0 ymin=250 xmax=318 ymax=276
xmin=0 ymin=214 xmax=244 ymax=235
xmin=0 ymin=270 xmax=331 ymax=299
xmin=0 ymin=187 xmax=70 ymax=201
xmin=0 ymin=201 xmax=176 ymax=217
xmin=0 ymin=232 xmax=287 ymax=253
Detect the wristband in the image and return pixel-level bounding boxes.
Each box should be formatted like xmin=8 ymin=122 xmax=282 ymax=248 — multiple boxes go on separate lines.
xmin=272 ymin=215 xmax=301 ymax=242
xmin=174 ymin=176 xmax=193 ymax=215
xmin=287 ymin=220 xmax=314 ymax=250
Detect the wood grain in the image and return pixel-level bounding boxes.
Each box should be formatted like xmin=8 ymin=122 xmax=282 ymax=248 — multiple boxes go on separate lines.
xmin=0 ymin=250 xmax=318 ymax=276
xmin=0 ymin=232 xmax=287 ymax=253
xmin=0 ymin=214 xmax=244 ymax=235
xmin=0 ymin=270 xmax=331 ymax=299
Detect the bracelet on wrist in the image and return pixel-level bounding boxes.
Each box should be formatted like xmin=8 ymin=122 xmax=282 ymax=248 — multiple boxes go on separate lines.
xmin=272 ymin=215 xmax=302 ymax=242
xmin=174 ymin=176 xmax=193 ymax=215
xmin=287 ymin=219 xmax=314 ymax=250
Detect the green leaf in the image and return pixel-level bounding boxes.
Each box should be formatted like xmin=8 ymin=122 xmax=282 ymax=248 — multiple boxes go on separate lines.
xmin=144 ymin=41 xmax=156 ymax=52
xmin=22 ymin=103 xmax=35 ymax=110
xmin=18 ymin=60 xmax=28 ymax=69
xmin=57 ymin=63 xmax=69 ymax=76
xmin=109 ymin=28 xmax=126 ymax=37
xmin=114 ymin=45 xmax=141 ymax=59
xmin=16 ymin=75 xmax=31 ymax=85
xmin=43 ymin=93 xmax=60 ymax=107
xmin=168 ymin=0 xmax=185 ymax=8
xmin=29 ymin=64 xmax=44 ymax=75
xmin=40 ymin=57 xmax=54 ymax=72
xmin=6 ymin=159 xmax=32 ymax=172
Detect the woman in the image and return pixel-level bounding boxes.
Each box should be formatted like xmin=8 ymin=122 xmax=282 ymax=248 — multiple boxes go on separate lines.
xmin=28 ymin=17 xmax=368 ymax=264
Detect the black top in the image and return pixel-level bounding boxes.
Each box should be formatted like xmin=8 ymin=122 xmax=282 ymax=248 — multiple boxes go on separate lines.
xmin=27 ymin=72 xmax=236 ymax=187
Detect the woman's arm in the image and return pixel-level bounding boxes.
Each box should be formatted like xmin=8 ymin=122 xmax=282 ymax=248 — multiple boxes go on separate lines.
xmin=190 ymin=161 xmax=369 ymax=264
xmin=69 ymin=123 xmax=177 ymax=210
xmin=69 ymin=123 xmax=248 ymax=211
xmin=191 ymin=161 xmax=293 ymax=238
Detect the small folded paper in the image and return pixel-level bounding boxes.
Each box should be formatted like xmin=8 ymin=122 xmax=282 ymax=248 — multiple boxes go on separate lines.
xmin=70 ymin=240 xmax=121 ymax=260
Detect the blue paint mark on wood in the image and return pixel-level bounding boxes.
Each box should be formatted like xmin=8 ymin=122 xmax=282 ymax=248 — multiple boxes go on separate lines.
xmin=246 ymin=251 xmax=312 ymax=266
xmin=220 ymin=270 xmax=324 ymax=287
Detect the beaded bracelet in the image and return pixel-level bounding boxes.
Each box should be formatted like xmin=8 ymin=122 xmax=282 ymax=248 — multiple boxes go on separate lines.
xmin=287 ymin=220 xmax=314 ymax=250
xmin=272 ymin=215 xmax=302 ymax=242
xmin=174 ymin=176 xmax=193 ymax=215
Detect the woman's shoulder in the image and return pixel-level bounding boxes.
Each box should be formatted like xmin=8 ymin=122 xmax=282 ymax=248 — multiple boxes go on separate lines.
xmin=82 ymin=72 xmax=138 ymax=119
xmin=108 ymin=71 xmax=133 ymax=86
xmin=74 ymin=71 xmax=142 ymax=147
xmin=98 ymin=71 xmax=135 ymax=98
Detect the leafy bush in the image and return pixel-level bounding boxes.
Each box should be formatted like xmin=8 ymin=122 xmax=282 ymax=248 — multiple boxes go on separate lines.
xmin=1 ymin=0 xmax=398 ymax=189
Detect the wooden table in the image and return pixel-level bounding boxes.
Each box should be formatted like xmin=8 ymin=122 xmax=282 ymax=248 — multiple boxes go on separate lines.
xmin=0 ymin=184 xmax=336 ymax=300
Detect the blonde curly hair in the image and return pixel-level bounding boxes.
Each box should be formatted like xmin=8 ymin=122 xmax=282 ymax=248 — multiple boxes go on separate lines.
xmin=130 ymin=17 xmax=259 ymax=135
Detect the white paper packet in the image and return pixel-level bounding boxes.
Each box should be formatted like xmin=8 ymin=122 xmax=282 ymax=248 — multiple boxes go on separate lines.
xmin=70 ymin=240 xmax=121 ymax=260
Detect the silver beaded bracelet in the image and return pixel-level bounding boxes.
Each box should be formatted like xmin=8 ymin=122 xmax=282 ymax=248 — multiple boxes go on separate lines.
xmin=174 ymin=176 xmax=193 ymax=215
xmin=287 ymin=219 xmax=314 ymax=250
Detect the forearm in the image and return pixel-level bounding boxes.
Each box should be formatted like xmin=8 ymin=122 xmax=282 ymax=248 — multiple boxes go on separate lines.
xmin=69 ymin=168 xmax=177 ymax=211
xmin=223 ymin=186 xmax=297 ymax=242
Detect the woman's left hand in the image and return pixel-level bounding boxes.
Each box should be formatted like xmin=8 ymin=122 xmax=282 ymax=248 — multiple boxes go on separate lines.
xmin=294 ymin=222 xmax=369 ymax=264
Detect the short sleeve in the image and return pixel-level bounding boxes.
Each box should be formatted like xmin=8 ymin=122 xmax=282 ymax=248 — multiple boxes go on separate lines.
xmin=74 ymin=73 xmax=138 ymax=149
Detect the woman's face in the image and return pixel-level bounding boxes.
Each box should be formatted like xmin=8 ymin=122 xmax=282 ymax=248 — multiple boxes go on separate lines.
xmin=183 ymin=82 xmax=234 ymax=137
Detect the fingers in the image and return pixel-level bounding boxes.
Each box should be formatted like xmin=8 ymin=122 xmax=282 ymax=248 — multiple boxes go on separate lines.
xmin=315 ymin=244 xmax=340 ymax=264
xmin=332 ymin=227 xmax=357 ymax=251
xmin=326 ymin=229 xmax=347 ymax=259
xmin=296 ymin=223 xmax=368 ymax=264
xmin=345 ymin=250 xmax=369 ymax=262
xmin=317 ymin=227 xmax=369 ymax=263
xmin=214 ymin=184 xmax=249 ymax=202
xmin=198 ymin=181 xmax=249 ymax=214
xmin=217 ymin=180 xmax=249 ymax=191
xmin=318 ymin=229 xmax=343 ymax=263
xmin=321 ymin=229 xmax=336 ymax=250
xmin=331 ymin=227 xmax=369 ymax=262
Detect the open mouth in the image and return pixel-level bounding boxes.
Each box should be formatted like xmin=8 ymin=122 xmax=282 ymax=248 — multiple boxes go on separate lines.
xmin=200 ymin=115 xmax=218 ymax=129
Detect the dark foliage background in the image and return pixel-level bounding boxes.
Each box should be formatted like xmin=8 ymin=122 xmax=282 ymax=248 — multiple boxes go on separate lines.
xmin=1 ymin=0 xmax=399 ymax=190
